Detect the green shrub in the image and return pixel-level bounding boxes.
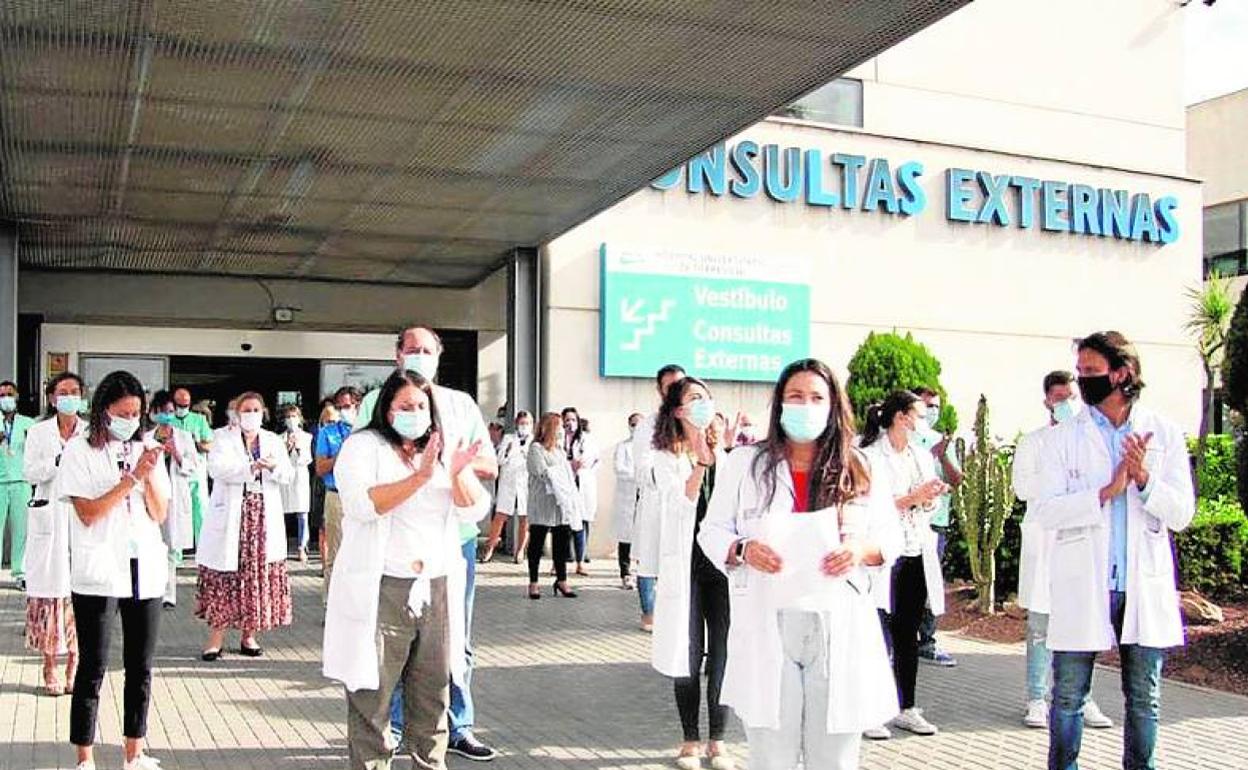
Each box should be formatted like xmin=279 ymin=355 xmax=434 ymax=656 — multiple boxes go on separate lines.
xmin=1175 ymin=497 xmax=1248 ymax=601
xmin=845 ymin=331 xmax=957 ymax=431
xmin=1187 ymin=434 xmax=1237 ymax=501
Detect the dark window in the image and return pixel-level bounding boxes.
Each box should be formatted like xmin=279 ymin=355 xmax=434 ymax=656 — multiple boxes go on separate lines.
xmin=774 ymin=78 xmax=863 ymax=128
xmin=1203 ymin=200 xmax=1248 ymax=278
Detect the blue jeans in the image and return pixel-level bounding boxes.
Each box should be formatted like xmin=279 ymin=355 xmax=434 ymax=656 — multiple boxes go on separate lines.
xmin=637 ymin=576 xmax=657 ymax=616
xmin=573 ymin=522 xmax=591 ymax=563
xmin=391 ymin=538 xmax=479 ymax=741
xmin=1049 ymin=592 xmax=1164 ymax=770
xmin=1027 ymin=610 xmax=1051 ymax=701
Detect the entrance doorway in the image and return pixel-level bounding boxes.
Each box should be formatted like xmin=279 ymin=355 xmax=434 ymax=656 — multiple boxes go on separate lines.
xmin=169 ymin=356 xmax=321 ymax=429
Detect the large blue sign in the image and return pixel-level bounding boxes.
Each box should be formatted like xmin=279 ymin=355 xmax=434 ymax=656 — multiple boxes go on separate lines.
xmin=652 ymin=141 xmax=1179 ymax=245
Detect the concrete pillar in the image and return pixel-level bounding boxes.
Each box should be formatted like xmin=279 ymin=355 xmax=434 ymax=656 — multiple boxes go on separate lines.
xmin=0 ymin=226 xmax=16 ymax=383
xmin=506 ymin=246 xmax=540 ymax=418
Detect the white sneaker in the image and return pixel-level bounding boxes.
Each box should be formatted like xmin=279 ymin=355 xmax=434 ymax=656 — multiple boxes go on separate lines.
xmin=675 ymin=753 xmax=702 ymax=770
xmin=892 ymin=708 xmax=939 ymax=735
xmin=123 ymin=754 xmax=162 ymax=770
xmin=1083 ymin=700 xmax=1114 ymax=729
xmin=863 ymin=724 xmax=892 ymax=740
xmin=75 ymin=762 xmax=95 ymax=770
xmin=1023 ymin=699 xmax=1048 ymax=728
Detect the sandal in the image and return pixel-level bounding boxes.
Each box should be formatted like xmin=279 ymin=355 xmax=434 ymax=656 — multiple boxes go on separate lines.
xmin=65 ymin=655 xmax=77 ymax=694
xmin=43 ymin=662 xmax=64 ymax=697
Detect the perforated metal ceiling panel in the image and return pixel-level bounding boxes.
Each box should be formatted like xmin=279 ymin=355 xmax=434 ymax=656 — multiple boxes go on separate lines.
xmin=0 ymin=0 xmax=967 ymax=287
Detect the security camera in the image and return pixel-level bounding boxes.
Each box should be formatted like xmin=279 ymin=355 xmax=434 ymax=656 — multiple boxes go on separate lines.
xmin=241 ymin=342 xmax=253 ymax=352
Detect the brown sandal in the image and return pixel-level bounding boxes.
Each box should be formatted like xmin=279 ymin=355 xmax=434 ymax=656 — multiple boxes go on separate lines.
xmin=43 ymin=662 xmax=63 ymax=697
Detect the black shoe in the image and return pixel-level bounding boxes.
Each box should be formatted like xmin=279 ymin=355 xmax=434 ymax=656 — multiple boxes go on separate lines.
xmin=15 ymin=577 xmax=25 ymax=592
xmin=162 ymin=601 xmax=176 ymax=610
xmin=552 ymin=581 xmax=578 ymax=598
xmin=448 ymin=734 xmax=498 ymax=761
xmin=239 ymin=644 xmax=264 ymax=657
xmin=201 ymin=648 xmax=222 ymax=662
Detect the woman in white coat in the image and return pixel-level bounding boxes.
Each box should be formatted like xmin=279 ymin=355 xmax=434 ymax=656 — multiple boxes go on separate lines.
xmin=1031 ymin=331 xmax=1194 ymax=770
xmin=197 ymin=391 xmax=294 ymax=660
xmin=649 ymin=377 xmax=732 ymax=770
xmin=613 ymin=412 xmax=643 ymax=590
xmin=480 ymin=410 xmax=534 ymax=563
xmin=279 ymin=404 xmax=314 ymax=563
xmin=23 ymin=372 xmax=87 ymax=696
xmin=697 ymin=359 xmax=902 ymax=770
xmin=323 ymin=369 xmax=488 ymax=770
xmin=563 ymin=407 xmax=599 ymax=575
xmin=59 ymin=370 xmax=170 ymax=770
xmin=146 ymin=390 xmax=201 ymax=610
xmin=859 ymin=390 xmax=948 ymax=739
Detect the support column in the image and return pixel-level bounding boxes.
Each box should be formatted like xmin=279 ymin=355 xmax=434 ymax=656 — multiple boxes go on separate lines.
xmin=506 ymin=246 xmax=540 ymax=418
xmin=505 ymin=246 xmax=540 ymax=557
xmin=0 ymin=226 xmax=16 ymax=383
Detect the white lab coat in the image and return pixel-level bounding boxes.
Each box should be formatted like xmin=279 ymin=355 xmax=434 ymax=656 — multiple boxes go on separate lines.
xmin=1013 ymin=424 xmax=1054 ymax=613
xmin=860 ymin=437 xmax=946 ymax=616
xmin=1031 ymin=406 xmax=1194 ymax=652
xmin=57 ymin=436 xmax=171 ymax=600
xmin=567 ymin=431 xmax=600 ymax=522
xmin=323 ymin=429 xmax=490 ymax=691
xmin=144 ymin=426 xmax=200 ymax=552
xmin=22 ymin=416 xmax=87 ymax=598
xmin=493 ymin=433 xmax=530 ymax=516
xmin=632 ymin=411 xmax=661 ymax=576
xmin=696 ymin=445 xmax=903 ymax=733
xmin=280 ymin=428 xmax=314 ymax=513
xmin=650 ymin=448 xmax=727 ymax=677
xmin=200 ymin=428 xmax=294 ymax=572
xmin=612 ymin=438 xmax=638 ymax=543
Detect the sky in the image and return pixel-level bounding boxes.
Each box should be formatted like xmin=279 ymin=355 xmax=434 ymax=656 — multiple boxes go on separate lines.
xmin=1185 ymin=0 xmax=1248 ymax=105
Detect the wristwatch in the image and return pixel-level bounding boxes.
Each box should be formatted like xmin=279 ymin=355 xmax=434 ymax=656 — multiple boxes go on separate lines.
xmin=734 ymin=538 xmax=750 ymax=562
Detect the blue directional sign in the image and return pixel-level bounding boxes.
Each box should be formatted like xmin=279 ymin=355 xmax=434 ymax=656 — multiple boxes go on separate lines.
xmin=599 ymin=244 xmax=811 ymax=382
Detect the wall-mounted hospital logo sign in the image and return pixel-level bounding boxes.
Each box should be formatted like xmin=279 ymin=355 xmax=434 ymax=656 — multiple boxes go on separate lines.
xmin=599 ymin=244 xmax=810 ymax=382
xmin=651 ymin=141 xmax=1179 ymax=245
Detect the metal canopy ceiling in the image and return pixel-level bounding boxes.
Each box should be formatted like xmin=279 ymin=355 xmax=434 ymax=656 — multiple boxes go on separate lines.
xmin=0 ymin=1 xmax=966 ymax=288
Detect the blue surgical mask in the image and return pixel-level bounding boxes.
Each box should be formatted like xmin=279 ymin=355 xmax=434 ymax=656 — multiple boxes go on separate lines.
xmin=392 ymin=409 xmax=431 ymax=440
xmin=155 ymin=413 xmax=177 ymax=426
xmin=107 ymin=414 xmax=140 ymax=442
xmin=403 ymin=353 xmax=439 ymax=382
xmin=55 ymin=395 xmax=83 ymax=416
xmin=687 ymin=399 xmax=716 ymax=430
xmin=1052 ymin=398 xmax=1078 ymax=425
xmin=0 ymin=396 xmax=15 ymax=413
xmin=174 ymin=406 xmax=190 ymax=418
xmin=780 ymin=403 xmax=829 ymax=443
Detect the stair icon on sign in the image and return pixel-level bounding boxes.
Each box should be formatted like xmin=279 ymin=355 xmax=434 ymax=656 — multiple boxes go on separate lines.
xmin=620 ymin=298 xmax=676 ymax=351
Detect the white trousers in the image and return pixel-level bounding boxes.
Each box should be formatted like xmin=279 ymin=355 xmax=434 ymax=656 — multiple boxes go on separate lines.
xmin=745 ymin=611 xmax=862 ymax=770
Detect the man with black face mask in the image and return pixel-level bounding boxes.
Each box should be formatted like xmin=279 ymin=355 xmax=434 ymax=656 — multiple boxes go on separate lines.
xmin=1031 ymin=331 xmax=1194 ymax=770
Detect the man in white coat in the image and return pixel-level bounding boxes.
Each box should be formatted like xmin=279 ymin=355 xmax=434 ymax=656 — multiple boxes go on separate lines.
xmin=632 ymin=364 xmax=685 ymax=631
xmin=1032 ymin=332 xmax=1194 ymax=770
xmin=1012 ymin=370 xmax=1112 ymax=730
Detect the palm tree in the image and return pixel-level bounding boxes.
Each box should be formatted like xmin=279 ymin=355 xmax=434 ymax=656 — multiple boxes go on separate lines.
xmin=1184 ymin=273 xmax=1234 ymax=481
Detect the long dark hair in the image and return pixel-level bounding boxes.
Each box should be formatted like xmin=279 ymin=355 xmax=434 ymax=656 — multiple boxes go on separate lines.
xmin=87 ymin=370 xmax=147 ymax=449
xmin=860 ymin=390 xmax=921 ymax=449
xmin=652 ymin=376 xmax=711 ymax=453
xmin=364 ymin=370 xmax=441 ymax=450
xmin=751 ymin=359 xmax=868 ymax=510
xmin=43 ymin=371 xmax=84 ymax=418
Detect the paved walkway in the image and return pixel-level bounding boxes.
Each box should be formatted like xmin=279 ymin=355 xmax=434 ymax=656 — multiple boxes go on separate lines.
xmin=2 ymin=558 xmax=1246 ymax=770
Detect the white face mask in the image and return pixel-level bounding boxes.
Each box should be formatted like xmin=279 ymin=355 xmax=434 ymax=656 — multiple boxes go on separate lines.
xmin=239 ymin=412 xmax=263 ymax=433
xmin=516 ymin=423 xmax=532 ymax=439
xmin=339 ymin=406 xmax=357 ymax=426
xmin=285 ymin=417 xmax=301 ymax=431
xmin=403 ymin=353 xmax=439 ymax=382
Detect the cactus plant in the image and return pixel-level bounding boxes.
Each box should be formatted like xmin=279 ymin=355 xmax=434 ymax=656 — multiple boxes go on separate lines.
xmin=950 ymin=395 xmax=1016 ymax=614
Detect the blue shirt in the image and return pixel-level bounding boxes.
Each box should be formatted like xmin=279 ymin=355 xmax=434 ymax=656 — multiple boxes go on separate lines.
xmin=1089 ymin=407 xmax=1130 ymax=592
xmin=314 ymin=421 xmax=353 ymax=492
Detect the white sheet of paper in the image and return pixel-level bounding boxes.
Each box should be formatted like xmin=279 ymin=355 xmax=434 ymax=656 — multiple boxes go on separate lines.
xmin=764 ymin=507 xmax=842 ymax=602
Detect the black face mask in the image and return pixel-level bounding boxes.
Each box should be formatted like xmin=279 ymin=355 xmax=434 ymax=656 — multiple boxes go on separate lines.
xmin=1077 ymin=375 xmax=1115 ymax=406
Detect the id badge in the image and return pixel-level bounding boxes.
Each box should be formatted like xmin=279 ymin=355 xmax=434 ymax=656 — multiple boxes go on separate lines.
xmin=245 ymin=476 xmax=263 ymax=494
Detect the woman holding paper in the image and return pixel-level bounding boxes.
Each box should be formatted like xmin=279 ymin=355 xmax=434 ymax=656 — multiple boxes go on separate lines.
xmin=697 ymin=358 xmax=902 ymax=770
xmin=649 ymin=377 xmax=731 ymax=770
xmin=859 ymin=390 xmax=949 ymax=739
